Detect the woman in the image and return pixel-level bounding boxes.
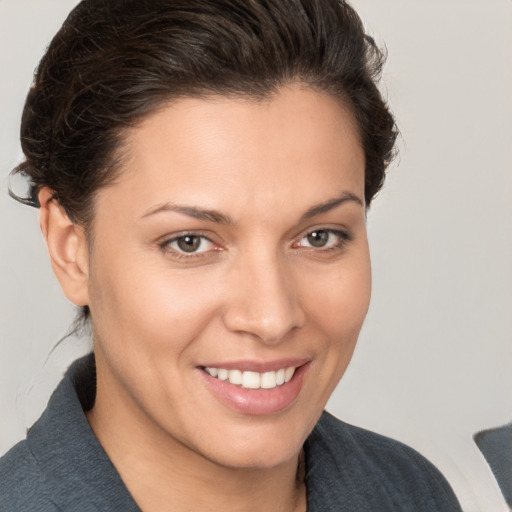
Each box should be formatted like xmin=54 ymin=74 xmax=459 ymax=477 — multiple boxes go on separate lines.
xmin=0 ymin=1 xmax=462 ymax=510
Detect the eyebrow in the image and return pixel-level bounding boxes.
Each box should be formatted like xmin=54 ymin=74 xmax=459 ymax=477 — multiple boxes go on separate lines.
xmin=140 ymin=203 xmax=234 ymax=224
xmin=140 ymin=190 xmax=363 ymax=225
xmin=299 ymin=191 xmax=364 ymax=222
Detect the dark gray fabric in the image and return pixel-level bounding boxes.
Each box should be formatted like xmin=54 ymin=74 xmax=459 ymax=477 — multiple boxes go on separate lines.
xmin=0 ymin=356 xmax=138 ymax=512
xmin=0 ymin=354 xmax=462 ymax=511
xmin=305 ymin=414 xmax=462 ymax=511
xmin=474 ymin=422 xmax=512 ymax=506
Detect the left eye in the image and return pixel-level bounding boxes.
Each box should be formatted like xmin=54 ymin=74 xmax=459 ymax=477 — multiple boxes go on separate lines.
xmin=166 ymin=234 xmax=215 ymax=254
xmin=296 ymin=229 xmax=347 ymax=249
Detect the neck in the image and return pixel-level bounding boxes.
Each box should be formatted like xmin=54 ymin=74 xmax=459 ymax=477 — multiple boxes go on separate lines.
xmin=87 ymin=365 xmax=306 ymax=512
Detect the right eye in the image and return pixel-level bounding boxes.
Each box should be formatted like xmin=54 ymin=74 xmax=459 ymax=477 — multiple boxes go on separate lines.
xmin=161 ymin=234 xmax=216 ymax=255
xmin=294 ymin=228 xmax=351 ymax=251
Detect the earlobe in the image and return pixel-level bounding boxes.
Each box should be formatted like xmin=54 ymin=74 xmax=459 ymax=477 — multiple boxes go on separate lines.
xmin=38 ymin=187 xmax=90 ymax=307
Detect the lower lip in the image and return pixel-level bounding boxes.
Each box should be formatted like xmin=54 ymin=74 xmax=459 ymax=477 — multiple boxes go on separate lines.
xmin=198 ymin=364 xmax=309 ymax=416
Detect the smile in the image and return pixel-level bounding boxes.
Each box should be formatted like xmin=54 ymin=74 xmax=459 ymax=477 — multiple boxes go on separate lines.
xmin=204 ymin=366 xmax=296 ymax=390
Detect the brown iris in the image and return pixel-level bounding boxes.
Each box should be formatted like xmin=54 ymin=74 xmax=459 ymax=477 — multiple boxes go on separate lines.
xmin=307 ymin=230 xmax=329 ymax=247
xmin=177 ymin=235 xmax=202 ymax=252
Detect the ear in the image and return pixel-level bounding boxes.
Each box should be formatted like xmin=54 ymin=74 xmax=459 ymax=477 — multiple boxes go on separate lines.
xmin=38 ymin=187 xmax=90 ymax=307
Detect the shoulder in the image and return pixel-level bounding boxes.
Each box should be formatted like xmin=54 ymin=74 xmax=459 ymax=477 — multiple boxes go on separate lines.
xmin=0 ymin=440 xmax=59 ymax=512
xmin=305 ymin=412 xmax=462 ymax=511
xmin=0 ymin=355 xmax=139 ymax=512
xmin=313 ymin=412 xmax=446 ymax=480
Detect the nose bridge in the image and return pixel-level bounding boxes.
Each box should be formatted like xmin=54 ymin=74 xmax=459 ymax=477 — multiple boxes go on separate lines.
xmin=223 ymin=246 xmax=304 ymax=343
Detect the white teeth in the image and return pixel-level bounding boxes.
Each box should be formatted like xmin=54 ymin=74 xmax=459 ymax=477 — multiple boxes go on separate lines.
xmin=261 ymin=371 xmax=276 ymax=389
xmin=284 ymin=366 xmax=295 ymax=383
xmin=242 ymin=371 xmax=261 ymax=389
xmin=204 ymin=366 xmax=297 ymax=389
xmin=205 ymin=367 xmax=218 ymax=377
xmin=228 ymin=369 xmax=243 ymax=385
xmin=217 ymin=368 xmax=229 ymax=381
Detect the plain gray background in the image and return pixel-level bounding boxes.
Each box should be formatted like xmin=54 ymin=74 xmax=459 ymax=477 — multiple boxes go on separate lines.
xmin=1 ymin=1 xmax=511 ymax=511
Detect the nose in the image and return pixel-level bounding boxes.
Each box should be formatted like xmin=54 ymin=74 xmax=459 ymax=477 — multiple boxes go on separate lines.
xmin=222 ymin=251 xmax=305 ymax=344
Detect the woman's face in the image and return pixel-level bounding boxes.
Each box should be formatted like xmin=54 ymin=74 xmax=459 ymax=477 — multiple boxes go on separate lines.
xmin=86 ymin=84 xmax=370 ymax=470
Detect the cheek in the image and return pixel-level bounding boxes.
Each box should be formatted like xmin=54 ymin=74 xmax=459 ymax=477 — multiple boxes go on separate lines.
xmin=88 ymin=254 xmax=223 ymax=359
xmin=303 ymin=249 xmax=371 ymax=380
xmin=306 ymin=252 xmax=371 ymax=335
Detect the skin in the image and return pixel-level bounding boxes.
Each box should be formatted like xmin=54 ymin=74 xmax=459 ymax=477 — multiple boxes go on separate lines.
xmin=39 ymin=84 xmax=370 ymax=512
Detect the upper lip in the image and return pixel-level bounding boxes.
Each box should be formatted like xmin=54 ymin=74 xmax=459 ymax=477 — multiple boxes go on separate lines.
xmin=198 ymin=358 xmax=310 ymax=373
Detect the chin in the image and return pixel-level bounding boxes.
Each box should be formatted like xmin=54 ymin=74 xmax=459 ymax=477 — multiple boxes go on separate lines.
xmin=210 ymin=443 xmax=301 ymax=471
xmin=195 ymin=416 xmax=312 ymax=471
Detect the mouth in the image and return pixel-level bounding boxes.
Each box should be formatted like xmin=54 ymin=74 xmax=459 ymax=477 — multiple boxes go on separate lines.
xmin=198 ymin=361 xmax=309 ymax=415
xmin=203 ymin=366 xmax=296 ymax=390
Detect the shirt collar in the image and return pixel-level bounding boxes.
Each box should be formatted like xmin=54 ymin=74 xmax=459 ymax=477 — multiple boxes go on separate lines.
xmin=27 ymin=354 xmax=141 ymax=511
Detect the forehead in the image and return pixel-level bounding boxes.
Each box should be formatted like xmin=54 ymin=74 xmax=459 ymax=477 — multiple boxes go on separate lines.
xmin=96 ymin=85 xmax=365 ymax=222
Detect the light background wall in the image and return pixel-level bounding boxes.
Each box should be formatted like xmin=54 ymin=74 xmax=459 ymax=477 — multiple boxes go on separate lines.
xmin=1 ymin=2 xmax=511 ymax=511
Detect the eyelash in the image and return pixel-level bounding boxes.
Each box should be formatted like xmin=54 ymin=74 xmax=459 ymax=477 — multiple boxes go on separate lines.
xmin=159 ymin=232 xmax=217 ymax=260
xmin=294 ymin=228 xmax=352 ymax=252
xmin=159 ymin=228 xmax=352 ymax=260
